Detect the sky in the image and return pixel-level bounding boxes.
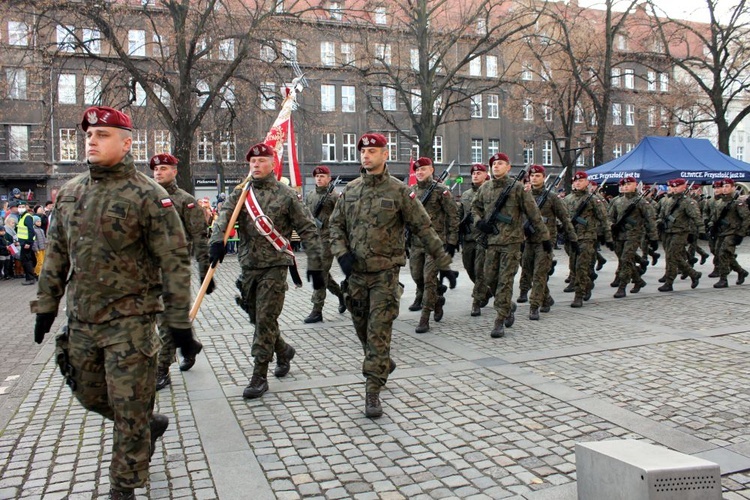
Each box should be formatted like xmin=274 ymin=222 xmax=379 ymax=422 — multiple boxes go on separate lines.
xmin=578 ymin=0 xmax=740 ymax=22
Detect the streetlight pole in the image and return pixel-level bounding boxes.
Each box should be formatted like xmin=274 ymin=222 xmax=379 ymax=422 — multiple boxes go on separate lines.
xmin=557 ymin=131 xmax=595 ymax=191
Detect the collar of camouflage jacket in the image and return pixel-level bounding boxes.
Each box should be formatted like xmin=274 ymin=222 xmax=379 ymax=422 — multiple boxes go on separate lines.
xmin=417 ymin=178 xmax=435 ymax=189
xmin=315 ymin=185 xmax=328 ymax=194
xmin=163 ymin=179 xmax=179 ymax=194
xmin=88 ymin=153 xmax=136 ymax=181
xmin=251 ymin=173 xmax=277 ymax=189
xmin=361 ymin=167 xmax=390 ymax=186
xmin=491 ymin=176 xmax=511 ymax=188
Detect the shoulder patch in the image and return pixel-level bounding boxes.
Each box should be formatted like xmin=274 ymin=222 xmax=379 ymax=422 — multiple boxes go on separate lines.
xmin=409 ymin=191 xmax=417 ymax=199
xmin=160 ymin=198 xmax=174 ymax=208
xmin=187 ymin=202 xmax=196 ymax=209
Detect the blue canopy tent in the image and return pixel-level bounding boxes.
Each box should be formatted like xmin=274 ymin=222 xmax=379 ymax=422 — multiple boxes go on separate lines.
xmin=586 ymin=136 xmax=750 ymax=184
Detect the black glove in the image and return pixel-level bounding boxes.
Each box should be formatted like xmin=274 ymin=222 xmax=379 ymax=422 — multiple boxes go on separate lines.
xmin=606 ymin=240 xmax=615 ymax=251
xmin=209 ymin=241 xmax=227 ymax=268
xmin=657 ymin=221 xmax=665 ymax=233
xmin=34 ymin=312 xmax=56 ymax=344
xmin=649 ymin=240 xmax=659 ymax=252
xmin=439 ymin=269 xmax=459 ymax=289
xmin=687 ymin=233 xmax=695 ymax=244
xmin=476 ymin=220 xmax=495 ymax=234
xmin=444 ymin=243 xmax=457 ymax=258
xmin=307 ymin=270 xmax=325 ymax=290
xmin=337 ymin=252 xmax=355 ymax=277
xmin=598 ymin=234 xmax=606 ymax=245
xmin=541 ymin=240 xmax=553 ymax=253
xmin=734 ymin=235 xmax=744 ymax=246
xmin=169 ymin=327 xmax=203 ymax=359
xmin=570 ymin=241 xmax=580 ymax=254
xmin=200 ymin=274 xmax=216 ymax=295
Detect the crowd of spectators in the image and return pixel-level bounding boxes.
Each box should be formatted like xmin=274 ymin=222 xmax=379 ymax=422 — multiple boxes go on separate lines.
xmin=0 ymin=188 xmax=53 ymax=281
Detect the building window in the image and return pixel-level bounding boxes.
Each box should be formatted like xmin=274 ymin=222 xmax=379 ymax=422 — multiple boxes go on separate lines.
xmin=471 ymin=139 xmax=482 ymax=164
xmin=648 ymin=106 xmax=656 ymax=127
xmin=6 ymin=69 xmax=27 ymax=100
xmin=197 ymin=132 xmax=214 ymax=161
xmin=218 ymin=39 xmax=235 ymax=60
xmin=523 ymin=99 xmax=533 ymax=121
xmin=322 ymin=133 xmax=336 ymax=162
xmin=660 ymin=107 xmax=669 ymax=128
xmin=131 ymin=130 xmax=147 ymax=161
xmin=343 ymin=133 xmax=357 ymax=162
xmin=133 ymin=82 xmax=147 ymax=106
xmin=541 ymin=62 xmax=552 ymax=81
xmin=411 ymin=88 xmax=422 ymax=114
xmin=375 ymin=43 xmax=391 ymax=65
xmin=84 ymin=75 xmax=102 ymax=105
xmin=321 ymin=84 xmax=335 ymax=112
xmin=321 ymin=41 xmax=335 ymax=66
xmin=487 ymin=94 xmax=499 ymax=119
xmin=82 ymin=28 xmax=100 ymax=54
xmin=521 ymin=61 xmax=532 ymax=80
xmin=471 ymin=94 xmax=482 ymax=118
xmin=220 ymin=81 xmax=235 ymax=108
xmin=341 ymin=85 xmax=355 ymax=113
xmin=57 ymin=25 xmax=75 ymax=53
xmin=524 ymin=142 xmax=534 ymax=165
xmin=476 ymin=17 xmax=487 ymax=35
xmin=611 ymin=67 xmax=621 ymax=87
xmin=281 ymin=39 xmax=297 ymax=62
xmin=543 ymin=100 xmax=553 ymax=122
xmin=59 ymin=129 xmax=77 ymax=162
xmin=386 ymin=132 xmax=398 ymax=161
xmin=542 ymin=140 xmax=553 ymax=166
xmin=469 ymin=55 xmax=481 ymax=76
xmin=274 ymin=0 xmax=284 ymax=13
xmin=613 ymin=143 xmax=623 ymax=158
xmin=410 ymin=48 xmax=419 ymax=71
xmin=329 ymin=2 xmax=343 ymax=20
xmin=486 ymin=55 xmax=498 ymax=78
xmin=488 ymin=139 xmax=499 ymax=158
xmin=574 ymin=104 xmax=583 ymax=124
xmin=590 ymin=108 xmax=597 ymax=127
xmin=58 ymin=74 xmax=76 ymax=104
xmin=382 ymin=87 xmax=396 ymax=111
xmin=154 ymin=84 xmax=170 ymax=107
xmin=659 ymin=72 xmax=669 ymax=92
xmin=8 ymin=125 xmax=28 ymax=160
xmin=8 ymin=21 xmax=29 ymax=46
xmin=340 ymin=43 xmax=354 ymax=65
xmin=260 ymin=44 xmax=275 ymax=62
xmin=624 ymin=69 xmax=634 ymax=89
xmin=219 ymin=131 xmax=236 ymax=161
xmin=626 ymin=143 xmax=634 ymax=153
xmin=612 ymin=103 xmax=622 ymax=125
xmin=737 ymin=145 xmax=744 ymax=161
xmin=625 ymin=104 xmax=635 ymax=126
xmin=647 ymin=71 xmax=656 ymax=91
xmin=154 ymin=130 xmax=171 ymax=154
xmin=576 ymin=145 xmax=585 ymax=166
xmin=433 ymin=136 xmax=443 ymax=163
xmin=153 ymin=34 xmax=168 ymax=58
xmin=128 ymin=30 xmax=146 ymax=57
xmin=260 ymin=82 xmax=276 ymax=110
xmin=375 ymin=6 xmax=387 ymax=24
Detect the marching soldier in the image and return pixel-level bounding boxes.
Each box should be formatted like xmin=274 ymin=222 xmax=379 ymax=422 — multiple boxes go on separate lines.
xmin=608 ymin=177 xmax=658 ymax=298
xmin=705 ymin=180 xmax=724 ymax=278
xmin=407 ymin=157 xmax=459 ymax=333
xmin=459 ymin=164 xmax=491 ymax=316
xmin=329 ymin=133 xmax=454 ymax=418
xmin=656 ymin=178 xmax=702 ymax=291
xmin=209 ymin=143 xmax=325 ymax=399
xmin=33 ymin=106 xmax=201 ymax=500
xmin=151 ymin=153 xmax=214 ymax=391
xmin=472 ymin=153 xmax=550 ymax=338
xmin=706 ymin=178 xmax=750 ymax=288
xmin=566 ymin=171 xmax=613 ymax=308
xmin=303 ymin=166 xmax=346 ymax=323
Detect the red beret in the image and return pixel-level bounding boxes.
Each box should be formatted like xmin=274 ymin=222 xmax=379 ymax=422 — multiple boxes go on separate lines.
xmin=149 ymin=153 xmax=178 ymax=170
xmin=589 ymin=181 xmax=598 ymax=187
xmin=619 ymin=176 xmax=636 ymax=185
xmin=573 ymin=171 xmax=588 ymax=181
xmin=312 ymin=166 xmax=331 ymax=176
xmin=723 ymin=178 xmax=735 ymax=185
xmin=713 ymin=179 xmax=724 ymax=188
xmin=81 ymin=106 xmax=132 ymax=132
xmin=529 ymin=165 xmax=545 ymax=174
xmin=414 ymin=157 xmax=433 ymax=168
xmin=470 ymin=163 xmax=488 ymax=173
xmin=246 ymin=143 xmax=275 ymax=160
xmin=357 ymin=133 xmax=387 ymax=151
xmin=668 ymin=178 xmax=687 ymax=187
xmin=489 ymin=152 xmax=510 ymax=166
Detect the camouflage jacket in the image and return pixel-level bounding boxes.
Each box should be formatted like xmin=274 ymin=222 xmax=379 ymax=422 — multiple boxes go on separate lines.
xmin=471 ymin=176 xmax=549 ymax=245
xmin=35 ymin=154 xmax=192 ymax=329
xmin=163 ymin=179 xmax=210 ymax=276
xmin=458 ymin=184 xmax=482 ymax=243
xmin=608 ymin=193 xmax=658 ymax=242
xmin=211 ymin=173 xmax=322 ymax=271
xmin=329 ymin=167 xmax=450 ymax=273
xmin=565 ymin=189 xmax=612 ymax=242
xmin=305 ymin=184 xmax=340 ymax=242
xmin=657 ymin=193 xmax=701 ymax=235
xmin=707 ymin=193 xmax=750 ymax=238
xmin=528 ymin=186 xmax=577 ymax=244
xmin=409 ymin=179 xmax=459 ymax=248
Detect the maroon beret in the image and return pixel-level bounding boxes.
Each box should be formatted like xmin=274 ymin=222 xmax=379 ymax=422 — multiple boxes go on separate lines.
xmin=573 ymin=171 xmax=588 ymax=181
xmin=589 ymin=181 xmax=598 ymax=188
xmin=619 ymin=176 xmax=637 ymax=185
xmin=470 ymin=163 xmax=488 ymax=173
xmin=81 ymin=106 xmax=132 ymax=132
xmin=488 ymin=152 xmax=510 ymax=166
xmin=723 ymin=178 xmax=735 ymax=185
xmin=713 ymin=179 xmax=724 ymax=188
xmin=529 ymin=165 xmax=545 ymax=174
xmin=312 ymin=165 xmax=331 ymax=176
xmin=246 ymin=143 xmax=275 ymax=161
xmin=149 ymin=153 xmax=178 ymax=170
xmin=668 ymin=178 xmax=687 ymax=187
xmin=414 ymin=157 xmax=433 ymax=168
xmin=357 ymin=133 xmax=387 ymax=151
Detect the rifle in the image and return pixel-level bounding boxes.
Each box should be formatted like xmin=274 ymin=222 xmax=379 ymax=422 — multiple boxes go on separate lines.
xmin=476 ymin=165 xmax=530 ymax=247
xmin=405 ymin=161 xmax=455 ymax=250
xmin=611 ymin=182 xmax=655 ymax=238
xmin=312 ymin=176 xmax=341 ymax=228
xmin=571 ymin=178 xmax=607 ymax=228
xmin=708 ymin=186 xmax=741 ymax=241
xmin=524 ymin=167 xmax=567 ymax=237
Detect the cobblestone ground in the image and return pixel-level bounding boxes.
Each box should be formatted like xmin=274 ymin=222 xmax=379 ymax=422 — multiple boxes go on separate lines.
xmin=0 ymin=247 xmax=749 ymax=499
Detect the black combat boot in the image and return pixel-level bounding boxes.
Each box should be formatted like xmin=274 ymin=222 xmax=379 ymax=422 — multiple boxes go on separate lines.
xmin=415 ymin=311 xmax=430 ymax=333
xmin=389 ymin=359 xmax=397 ymax=374
xmin=504 ymin=309 xmax=515 ymax=327
xmin=651 ymin=252 xmax=661 ymax=266
xmin=155 ymin=367 xmax=171 ymax=391
xmin=365 ymin=392 xmax=382 ymax=418
xmin=631 ymin=280 xmax=646 ymax=293
xmin=274 ymin=344 xmax=295 ymax=378
xmin=708 ymin=269 xmax=720 ymax=278
xmin=303 ymin=309 xmax=323 ymax=324
xmin=470 ymin=301 xmax=481 ymax=317
xmin=540 ymin=296 xmax=554 ymax=313
xmin=614 ymin=286 xmax=627 ymax=298
xmin=517 ymin=290 xmax=528 ymax=303
xmin=490 ymin=318 xmax=505 ymax=338
xmin=479 ymin=292 xmax=491 ymax=308
xmin=658 ymin=275 xmax=667 ymax=283
xmin=700 ymin=254 xmax=708 ymax=265
xmin=570 ymin=295 xmax=583 ymax=308
xmin=110 ymin=488 xmax=136 ymax=500
xmin=408 ymin=296 xmax=423 ymax=311
xmin=691 ymin=272 xmax=702 ymax=289
xmin=564 ymin=275 xmax=571 ymax=283
xmin=737 ymin=269 xmax=748 ymax=285
xmin=658 ymin=282 xmax=673 ymax=292
xmin=596 ymin=255 xmax=607 ymax=271
xmin=713 ymin=277 xmax=729 ymax=289
xmin=149 ymin=413 xmax=169 ymax=459
xmin=610 ymin=278 xmax=620 ymax=288
xmin=563 ymin=283 xmax=575 ymax=293
xmin=243 ymin=374 xmax=269 ymax=399
xmin=529 ymin=307 xmax=540 ymax=320
xmin=433 ymin=296 xmax=446 ymax=322
xmin=179 ymin=353 xmax=197 ymax=371
xmin=337 ymin=294 xmax=347 ymax=314
xmin=583 ymin=290 xmax=592 ymax=301
xmin=548 ymin=260 xmax=557 ymax=276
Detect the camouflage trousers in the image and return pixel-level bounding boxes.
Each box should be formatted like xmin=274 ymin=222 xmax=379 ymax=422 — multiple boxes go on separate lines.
xmin=311 ymin=249 xmax=343 ymax=311
xmin=462 ymin=241 xmax=489 ymax=302
xmin=238 ymin=266 xmax=289 ymax=375
xmin=614 ymin=239 xmax=642 ymax=285
xmin=345 ymin=267 xmax=402 ymax=393
xmin=156 ymin=313 xmax=175 ymax=372
xmin=519 ymin=242 xmax=553 ymax=309
xmin=571 ymin=240 xmax=596 ymax=296
xmin=483 ymin=243 xmax=522 ymax=320
xmin=664 ymin=233 xmax=697 ymax=283
xmin=67 ymin=315 xmax=160 ymax=490
xmin=716 ymin=236 xmax=744 ymax=278
xmin=408 ymin=246 xmax=439 ymax=311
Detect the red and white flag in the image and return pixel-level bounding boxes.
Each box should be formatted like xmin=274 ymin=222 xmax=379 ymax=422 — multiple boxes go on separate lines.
xmin=264 ymin=86 xmax=302 ymax=187
xmin=408 ymin=155 xmax=417 ymax=186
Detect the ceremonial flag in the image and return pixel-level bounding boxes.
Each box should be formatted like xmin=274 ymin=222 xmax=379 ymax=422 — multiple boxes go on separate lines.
xmin=265 ymin=85 xmax=302 ymax=187
xmin=408 ymin=155 xmax=417 ymax=186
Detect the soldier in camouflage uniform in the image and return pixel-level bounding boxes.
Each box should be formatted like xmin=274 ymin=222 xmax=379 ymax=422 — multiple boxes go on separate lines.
xmin=329 ymin=133 xmax=453 ymax=418
xmin=706 ymin=178 xmax=750 ymax=288
xmin=608 ymin=177 xmax=659 ymax=298
xmin=472 ymin=153 xmax=550 ymax=338
xmin=566 ymin=171 xmax=613 ymax=308
xmin=150 ymin=153 xmax=213 ymax=391
xmin=705 ymin=180 xmax=724 ymax=278
xmin=458 ymin=164 xmax=491 ymax=316
xmin=407 ymin=157 xmax=459 ymax=333
xmin=32 ymin=106 xmax=201 ymax=500
xmin=303 ymin=165 xmax=346 ymax=324
xmin=656 ymin=178 xmax=702 ymax=291
xmin=519 ymin=165 xmax=578 ymax=319
xmin=209 ymin=143 xmax=324 ymax=400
